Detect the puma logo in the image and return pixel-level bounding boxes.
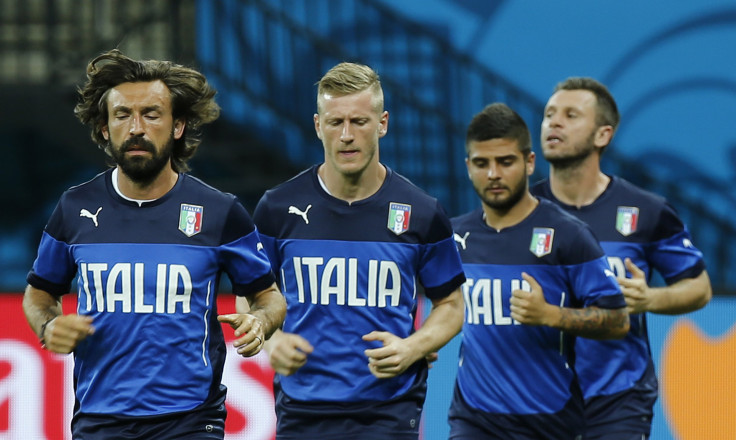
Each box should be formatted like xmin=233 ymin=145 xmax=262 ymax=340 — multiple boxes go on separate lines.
xmin=80 ymin=207 xmax=103 ymax=227
xmin=288 ymin=205 xmax=312 ymax=224
xmin=453 ymin=232 xmax=470 ymax=250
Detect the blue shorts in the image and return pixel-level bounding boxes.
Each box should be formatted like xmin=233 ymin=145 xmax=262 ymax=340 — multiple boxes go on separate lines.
xmin=274 ymin=370 xmax=427 ymax=440
xmin=71 ymin=402 xmax=226 ymax=440
xmin=448 ymin=384 xmax=584 ymax=440
xmin=584 ymin=361 xmax=656 ymax=439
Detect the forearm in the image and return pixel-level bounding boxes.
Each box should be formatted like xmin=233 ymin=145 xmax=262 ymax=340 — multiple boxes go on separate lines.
xmin=246 ymin=283 xmax=286 ymax=339
xmin=646 ymin=271 xmax=712 ymax=315
xmin=23 ymin=285 xmax=62 ymax=337
xmin=553 ymin=305 xmax=630 ymax=340
xmin=405 ymin=289 xmax=464 ymax=361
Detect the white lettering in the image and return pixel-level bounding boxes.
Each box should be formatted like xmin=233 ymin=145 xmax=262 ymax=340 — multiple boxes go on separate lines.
xmin=87 ymin=263 xmax=108 ymax=312
xmin=78 ymin=263 xmax=192 ymax=314
xmin=156 ymin=264 xmax=167 ymax=313
xmin=367 ymin=260 xmax=378 ymax=307
xmin=106 ymin=263 xmax=132 ymax=313
xmin=79 ymin=262 xmax=93 ymax=312
xmin=607 ymin=256 xmax=626 ymax=278
xmin=293 ymin=257 xmax=305 ymax=303
xmin=321 ymin=258 xmax=346 ymax=305
xmin=378 ymin=261 xmax=400 ymax=307
xmin=468 ymin=279 xmax=492 ymax=324
xmin=134 ymin=263 xmax=152 ymax=313
xmin=167 ymin=264 xmax=192 ymax=313
xmin=291 ymin=257 xmax=403 ymax=307
xmin=301 ymin=257 xmax=324 ymax=304
xmin=463 ymin=277 xmax=526 ymax=325
xmin=347 ymin=258 xmax=364 ymax=306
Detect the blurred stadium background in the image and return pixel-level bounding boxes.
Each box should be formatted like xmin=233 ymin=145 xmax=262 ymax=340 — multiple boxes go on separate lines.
xmin=1 ymin=1 xmax=734 ymax=439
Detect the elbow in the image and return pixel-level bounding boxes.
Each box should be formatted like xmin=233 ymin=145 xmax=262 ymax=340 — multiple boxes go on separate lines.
xmin=697 ymin=279 xmax=713 ymax=310
xmin=692 ymin=271 xmax=713 ymax=311
xmin=693 ymin=288 xmax=712 ymax=311
xmin=444 ymin=291 xmax=466 ymax=339
xmin=449 ymin=299 xmax=465 ymax=338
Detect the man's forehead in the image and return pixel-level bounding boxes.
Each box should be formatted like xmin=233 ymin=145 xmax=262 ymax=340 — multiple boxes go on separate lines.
xmin=108 ymin=80 xmax=171 ymax=107
xmin=469 ymin=138 xmax=522 ymax=157
xmin=547 ymin=89 xmax=596 ymax=109
xmin=318 ymin=89 xmax=380 ymax=114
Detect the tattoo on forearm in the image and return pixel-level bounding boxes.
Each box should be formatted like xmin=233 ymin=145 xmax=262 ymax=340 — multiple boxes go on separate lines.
xmin=557 ymin=307 xmax=628 ymax=339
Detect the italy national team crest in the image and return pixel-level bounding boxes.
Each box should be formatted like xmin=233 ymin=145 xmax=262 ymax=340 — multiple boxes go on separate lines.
xmin=616 ymin=206 xmax=639 ymax=236
xmin=529 ymin=227 xmax=554 ymax=257
xmin=387 ymin=202 xmax=411 ymax=235
xmin=179 ymin=204 xmax=203 ymax=237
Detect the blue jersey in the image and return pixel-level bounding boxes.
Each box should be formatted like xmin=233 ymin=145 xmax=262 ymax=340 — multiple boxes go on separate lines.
xmin=449 ymin=200 xmax=625 ymax=421
xmin=532 ymin=177 xmax=706 ymax=433
xmin=253 ymin=165 xmax=465 ymax=404
xmin=27 ymin=169 xmax=275 ymax=418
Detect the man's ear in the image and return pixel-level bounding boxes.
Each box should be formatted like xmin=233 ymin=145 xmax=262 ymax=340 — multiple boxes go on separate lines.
xmin=314 ymin=114 xmax=322 ymax=140
xmin=174 ymin=119 xmax=186 ymax=140
xmin=526 ymin=151 xmax=536 ymax=176
xmin=594 ymin=125 xmax=614 ymax=149
xmin=378 ymin=111 xmax=389 ymax=138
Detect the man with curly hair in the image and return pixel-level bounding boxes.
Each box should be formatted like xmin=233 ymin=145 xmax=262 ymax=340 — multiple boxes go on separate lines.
xmin=22 ymin=49 xmax=286 ymax=439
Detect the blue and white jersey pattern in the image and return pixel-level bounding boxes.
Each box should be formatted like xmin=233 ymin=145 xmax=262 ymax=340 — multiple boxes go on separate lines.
xmin=27 ymin=169 xmax=275 ymax=417
xmin=450 ymin=200 xmax=624 ymax=416
xmin=253 ymin=165 xmax=465 ymax=403
xmin=532 ymin=177 xmax=706 ymax=402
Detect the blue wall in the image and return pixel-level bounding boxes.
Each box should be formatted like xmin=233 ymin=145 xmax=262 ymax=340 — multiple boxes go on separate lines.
xmin=375 ymin=0 xmax=736 ymax=219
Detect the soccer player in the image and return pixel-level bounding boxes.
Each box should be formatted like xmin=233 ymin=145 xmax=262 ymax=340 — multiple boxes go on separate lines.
xmin=449 ymin=103 xmax=629 ymax=439
xmin=247 ymin=62 xmax=466 ymax=440
xmin=532 ymin=77 xmax=712 ymax=439
xmin=22 ymin=49 xmax=286 ymax=439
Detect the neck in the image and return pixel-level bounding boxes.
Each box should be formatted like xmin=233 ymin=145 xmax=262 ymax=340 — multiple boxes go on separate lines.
xmin=548 ymin=156 xmax=609 ymax=208
xmin=482 ymin=192 xmax=539 ymax=231
xmin=116 ymin=165 xmax=178 ymax=200
xmin=318 ymin=163 xmax=386 ymax=203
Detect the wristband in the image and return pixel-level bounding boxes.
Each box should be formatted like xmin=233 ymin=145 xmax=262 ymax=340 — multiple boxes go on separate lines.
xmin=39 ymin=316 xmax=57 ymax=347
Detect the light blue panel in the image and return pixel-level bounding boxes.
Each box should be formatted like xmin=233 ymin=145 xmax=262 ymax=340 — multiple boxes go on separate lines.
xmin=423 ymin=333 xmax=460 ymax=439
xmin=648 ymin=296 xmax=736 ymax=440
xmin=373 ymin=0 xmax=736 ymax=213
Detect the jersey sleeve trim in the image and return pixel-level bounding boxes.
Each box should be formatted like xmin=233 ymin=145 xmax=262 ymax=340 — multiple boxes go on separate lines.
xmin=26 ymin=272 xmax=69 ymax=297
xmin=232 ymin=272 xmax=276 ymax=297
xmin=664 ymin=260 xmax=706 ymax=285
xmin=424 ymin=272 xmax=466 ymax=299
xmin=588 ymin=293 xmax=627 ymax=310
